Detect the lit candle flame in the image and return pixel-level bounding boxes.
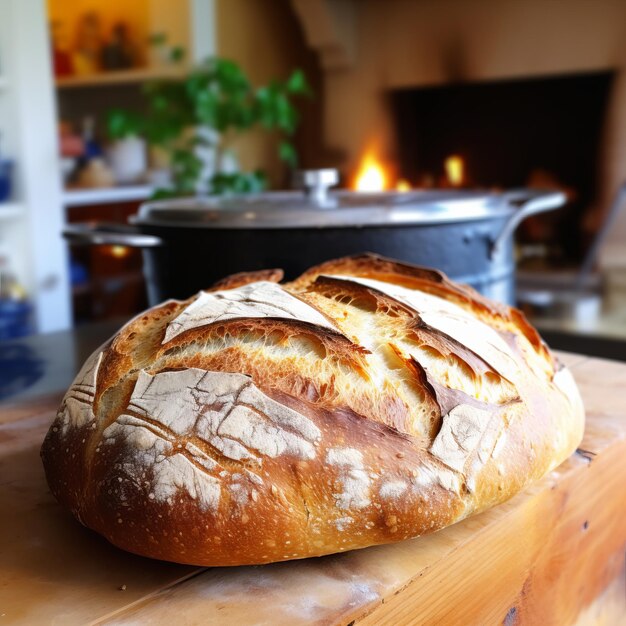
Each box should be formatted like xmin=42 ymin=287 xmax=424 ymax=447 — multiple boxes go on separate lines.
xmin=444 ymin=155 xmax=464 ymax=187
xmin=354 ymin=153 xmax=387 ymax=192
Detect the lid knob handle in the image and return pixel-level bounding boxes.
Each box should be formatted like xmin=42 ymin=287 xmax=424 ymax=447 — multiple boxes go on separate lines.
xmin=294 ymin=169 xmax=339 ymax=206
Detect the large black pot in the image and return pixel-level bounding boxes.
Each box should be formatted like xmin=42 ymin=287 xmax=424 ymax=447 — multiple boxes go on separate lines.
xmin=64 ymin=173 xmax=565 ymax=306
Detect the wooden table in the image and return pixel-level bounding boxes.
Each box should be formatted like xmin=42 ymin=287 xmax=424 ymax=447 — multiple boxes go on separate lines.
xmin=1 ymin=352 xmax=625 ymax=625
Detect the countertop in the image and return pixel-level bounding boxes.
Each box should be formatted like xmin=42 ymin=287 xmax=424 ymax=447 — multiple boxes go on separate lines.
xmin=1 ymin=351 xmax=624 ymax=624
xmin=520 ymin=266 xmax=626 ymax=360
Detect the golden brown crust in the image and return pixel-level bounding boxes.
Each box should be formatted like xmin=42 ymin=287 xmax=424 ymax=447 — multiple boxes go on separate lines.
xmin=41 ymin=255 xmax=584 ymax=567
xmin=210 ymin=268 xmax=284 ymax=291
xmin=295 ymin=253 xmax=552 ymax=367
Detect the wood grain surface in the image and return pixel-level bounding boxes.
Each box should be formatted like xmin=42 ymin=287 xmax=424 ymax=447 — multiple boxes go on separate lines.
xmin=0 ymin=352 xmax=624 ymax=625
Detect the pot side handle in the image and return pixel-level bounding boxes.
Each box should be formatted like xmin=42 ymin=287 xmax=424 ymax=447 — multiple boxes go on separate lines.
xmin=490 ymin=189 xmax=566 ymax=259
xmin=63 ymin=223 xmax=163 ymax=248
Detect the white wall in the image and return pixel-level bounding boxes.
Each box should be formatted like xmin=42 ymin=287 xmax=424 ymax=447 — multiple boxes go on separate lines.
xmin=0 ymin=0 xmax=71 ymax=333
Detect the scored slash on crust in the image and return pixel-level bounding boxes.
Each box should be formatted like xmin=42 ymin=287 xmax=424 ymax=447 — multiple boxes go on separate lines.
xmin=55 ymin=351 xmax=103 ymax=437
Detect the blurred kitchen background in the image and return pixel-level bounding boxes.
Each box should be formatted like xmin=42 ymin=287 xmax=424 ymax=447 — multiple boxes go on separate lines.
xmin=1 ymin=0 xmax=626 ymax=363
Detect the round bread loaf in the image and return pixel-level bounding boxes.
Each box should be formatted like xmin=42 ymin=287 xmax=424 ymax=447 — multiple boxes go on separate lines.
xmin=41 ymin=254 xmax=584 ymax=566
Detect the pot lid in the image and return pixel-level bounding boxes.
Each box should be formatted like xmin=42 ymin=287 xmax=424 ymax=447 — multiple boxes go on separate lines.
xmin=134 ymin=170 xmax=561 ymax=230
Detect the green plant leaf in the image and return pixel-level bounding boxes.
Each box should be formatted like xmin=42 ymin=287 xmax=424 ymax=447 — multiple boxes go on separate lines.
xmin=275 ymin=93 xmax=297 ymax=134
xmin=106 ymin=109 xmax=144 ymax=139
xmin=170 ymin=46 xmax=186 ymax=63
xmin=195 ymin=90 xmax=219 ymax=126
xmin=152 ymin=94 xmax=169 ymax=112
xmin=150 ymin=187 xmax=178 ymax=200
xmin=278 ymin=141 xmax=298 ymax=168
xmin=209 ymin=171 xmax=267 ymax=195
xmin=286 ymin=69 xmax=311 ymax=95
xmin=148 ymin=32 xmax=167 ymax=46
xmin=215 ymin=58 xmax=250 ymax=92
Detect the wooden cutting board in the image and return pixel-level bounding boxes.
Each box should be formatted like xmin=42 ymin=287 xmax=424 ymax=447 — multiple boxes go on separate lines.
xmin=0 ymin=352 xmax=625 ymax=625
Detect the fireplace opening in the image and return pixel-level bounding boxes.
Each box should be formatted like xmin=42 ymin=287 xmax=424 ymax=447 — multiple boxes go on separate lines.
xmin=391 ymin=72 xmax=614 ymax=264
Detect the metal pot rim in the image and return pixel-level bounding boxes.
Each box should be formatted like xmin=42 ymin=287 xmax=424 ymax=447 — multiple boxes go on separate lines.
xmin=133 ymin=189 xmax=554 ymax=230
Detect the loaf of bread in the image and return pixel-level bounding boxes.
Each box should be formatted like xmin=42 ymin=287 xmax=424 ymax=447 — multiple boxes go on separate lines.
xmin=41 ymin=254 xmax=584 ymax=566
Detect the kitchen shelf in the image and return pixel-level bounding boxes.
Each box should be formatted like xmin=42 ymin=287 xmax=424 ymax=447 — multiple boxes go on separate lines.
xmin=55 ymin=66 xmax=188 ymax=89
xmin=0 ymin=202 xmax=24 ymax=220
xmin=63 ymin=185 xmax=153 ymax=207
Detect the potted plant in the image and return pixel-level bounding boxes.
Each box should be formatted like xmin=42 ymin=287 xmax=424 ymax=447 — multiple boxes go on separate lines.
xmin=107 ymin=51 xmax=310 ymax=198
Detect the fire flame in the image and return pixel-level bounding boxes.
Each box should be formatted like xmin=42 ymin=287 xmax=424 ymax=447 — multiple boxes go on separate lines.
xmin=444 ymin=155 xmax=464 ymax=187
xmin=109 ymin=245 xmax=130 ymax=259
xmin=396 ymin=179 xmax=411 ymax=192
xmin=354 ymin=153 xmax=388 ymax=192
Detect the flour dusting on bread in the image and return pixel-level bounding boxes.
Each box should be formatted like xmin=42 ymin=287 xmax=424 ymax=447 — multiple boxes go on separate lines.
xmin=164 ymin=281 xmax=337 ymax=343
xmin=117 ymin=368 xmax=321 ymax=463
xmin=379 ymin=480 xmax=408 ymax=499
xmin=99 ymin=368 xmax=324 ymax=515
xmin=56 ymin=350 xmax=102 ymax=437
xmin=327 ymin=448 xmax=371 ymax=510
xmin=429 ymin=405 xmax=499 ymax=474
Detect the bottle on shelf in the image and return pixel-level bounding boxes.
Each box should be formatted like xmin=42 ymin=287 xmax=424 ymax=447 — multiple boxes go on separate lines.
xmin=0 ymin=133 xmax=14 ymax=203
xmin=0 ymin=254 xmax=31 ymax=339
xmin=101 ymin=22 xmax=136 ymax=71
xmin=72 ymin=12 xmax=103 ymax=76
xmin=82 ymin=116 xmax=102 ymax=159
xmin=76 ymin=117 xmax=114 ymax=188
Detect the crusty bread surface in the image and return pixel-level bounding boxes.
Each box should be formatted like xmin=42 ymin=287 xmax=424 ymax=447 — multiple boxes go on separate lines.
xmin=41 ymin=254 xmax=584 ymax=566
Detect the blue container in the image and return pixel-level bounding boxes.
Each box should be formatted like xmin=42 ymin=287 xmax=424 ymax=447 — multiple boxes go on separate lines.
xmin=0 ymin=299 xmax=32 ymax=340
xmin=0 ymin=160 xmax=14 ymax=202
